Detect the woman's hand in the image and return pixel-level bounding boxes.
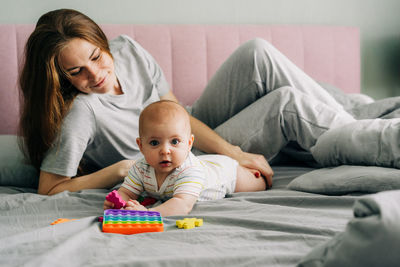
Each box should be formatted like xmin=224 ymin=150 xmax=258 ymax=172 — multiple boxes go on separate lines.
xmin=231 ymin=146 xmax=274 ymax=188
xmin=115 ymin=159 xmax=136 ymax=180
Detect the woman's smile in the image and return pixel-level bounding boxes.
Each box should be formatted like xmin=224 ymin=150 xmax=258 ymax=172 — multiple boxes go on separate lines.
xmin=93 ymin=76 xmax=106 ymax=88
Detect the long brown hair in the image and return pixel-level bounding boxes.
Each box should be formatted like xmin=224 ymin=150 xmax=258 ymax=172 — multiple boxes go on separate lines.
xmin=19 ymin=9 xmax=111 ymax=170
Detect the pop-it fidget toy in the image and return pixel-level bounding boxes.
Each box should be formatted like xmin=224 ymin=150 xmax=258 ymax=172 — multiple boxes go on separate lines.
xmin=102 ymin=209 xmax=164 ymax=235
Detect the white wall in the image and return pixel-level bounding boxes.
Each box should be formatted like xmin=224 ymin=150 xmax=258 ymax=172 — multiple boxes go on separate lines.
xmin=1 ymin=0 xmax=400 ymax=99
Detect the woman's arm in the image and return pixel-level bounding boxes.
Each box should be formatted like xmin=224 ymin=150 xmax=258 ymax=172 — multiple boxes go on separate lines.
xmin=160 ymin=91 xmax=273 ymax=187
xmin=38 ymin=159 xmax=135 ymax=195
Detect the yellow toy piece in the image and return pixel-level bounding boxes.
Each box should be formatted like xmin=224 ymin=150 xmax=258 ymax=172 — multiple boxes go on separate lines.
xmin=176 ymin=218 xmax=203 ymax=229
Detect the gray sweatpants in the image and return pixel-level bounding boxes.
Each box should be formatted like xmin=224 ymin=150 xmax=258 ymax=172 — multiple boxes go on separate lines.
xmin=190 ymin=38 xmax=355 ymax=162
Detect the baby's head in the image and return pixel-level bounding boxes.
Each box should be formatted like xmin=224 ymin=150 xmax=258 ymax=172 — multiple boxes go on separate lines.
xmin=137 ymin=100 xmax=194 ymax=176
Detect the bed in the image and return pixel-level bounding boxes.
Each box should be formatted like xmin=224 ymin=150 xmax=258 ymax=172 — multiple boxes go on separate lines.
xmin=1 ymin=25 xmax=400 ymax=267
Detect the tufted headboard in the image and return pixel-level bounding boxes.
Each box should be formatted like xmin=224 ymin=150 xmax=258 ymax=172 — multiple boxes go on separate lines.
xmin=0 ymin=24 xmax=360 ymax=134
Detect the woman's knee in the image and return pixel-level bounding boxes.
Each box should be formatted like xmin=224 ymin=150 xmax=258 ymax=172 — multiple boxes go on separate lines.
xmin=243 ymin=38 xmax=272 ymax=52
xmin=235 ymin=38 xmax=274 ymax=61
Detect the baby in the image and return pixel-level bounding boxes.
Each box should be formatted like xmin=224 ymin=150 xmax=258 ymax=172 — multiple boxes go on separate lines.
xmin=103 ymin=100 xmax=266 ymax=216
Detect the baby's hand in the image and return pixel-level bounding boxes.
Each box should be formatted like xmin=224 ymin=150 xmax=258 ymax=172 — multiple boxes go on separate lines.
xmin=103 ymin=199 xmax=115 ymax=210
xmin=125 ymin=199 xmax=148 ymax=211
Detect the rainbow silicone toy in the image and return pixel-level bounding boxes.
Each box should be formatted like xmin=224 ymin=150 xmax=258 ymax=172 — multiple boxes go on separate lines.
xmin=102 ymin=209 xmax=164 ymax=235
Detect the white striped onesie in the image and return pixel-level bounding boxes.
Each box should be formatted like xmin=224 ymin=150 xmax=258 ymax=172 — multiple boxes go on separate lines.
xmin=121 ymin=152 xmax=238 ymax=202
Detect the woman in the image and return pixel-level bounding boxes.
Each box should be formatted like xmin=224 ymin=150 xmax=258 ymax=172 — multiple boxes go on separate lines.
xmin=19 ymin=9 xmax=353 ymax=195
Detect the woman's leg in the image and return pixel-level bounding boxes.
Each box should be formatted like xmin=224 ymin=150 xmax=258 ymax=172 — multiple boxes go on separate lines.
xmin=191 ymin=38 xmax=344 ymax=129
xmin=213 ymin=87 xmax=355 ymax=162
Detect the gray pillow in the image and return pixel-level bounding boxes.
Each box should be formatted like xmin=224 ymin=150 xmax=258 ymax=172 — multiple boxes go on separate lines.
xmin=0 ymin=135 xmax=38 ymax=188
xmin=288 ymin=165 xmax=400 ymax=195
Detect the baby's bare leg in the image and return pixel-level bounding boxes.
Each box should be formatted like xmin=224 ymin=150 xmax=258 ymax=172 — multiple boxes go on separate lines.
xmin=234 ymin=165 xmax=267 ymax=192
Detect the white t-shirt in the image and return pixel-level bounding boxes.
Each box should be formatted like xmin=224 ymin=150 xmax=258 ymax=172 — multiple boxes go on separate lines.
xmin=41 ymin=35 xmax=170 ymax=177
xmin=121 ymin=152 xmax=238 ymax=201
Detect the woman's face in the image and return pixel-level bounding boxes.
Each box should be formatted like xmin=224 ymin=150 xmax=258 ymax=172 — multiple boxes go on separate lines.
xmin=59 ymin=38 xmax=121 ymax=95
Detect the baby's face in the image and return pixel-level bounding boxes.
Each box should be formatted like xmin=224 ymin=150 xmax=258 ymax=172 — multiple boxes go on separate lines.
xmin=137 ymin=110 xmax=193 ymax=178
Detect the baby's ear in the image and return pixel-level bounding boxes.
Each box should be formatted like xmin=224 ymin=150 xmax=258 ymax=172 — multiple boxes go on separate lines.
xmin=136 ymin=137 xmax=142 ymax=150
xmin=188 ymin=134 xmax=194 ymax=149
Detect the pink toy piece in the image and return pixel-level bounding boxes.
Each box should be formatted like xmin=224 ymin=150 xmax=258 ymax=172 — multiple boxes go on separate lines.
xmin=106 ymin=190 xmax=126 ymax=209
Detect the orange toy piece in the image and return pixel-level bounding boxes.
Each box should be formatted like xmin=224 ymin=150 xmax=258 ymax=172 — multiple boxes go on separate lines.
xmin=50 ymin=218 xmax=77 ymax=225
xmin=102 ymin=209 xmax=164 ymax=235
xmin=176 ymin=218 xmax=203 ymax=229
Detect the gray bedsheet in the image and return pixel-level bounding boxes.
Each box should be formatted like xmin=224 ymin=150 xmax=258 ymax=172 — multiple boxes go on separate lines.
xmin=0 ymin=166 xmax=358 ymax=267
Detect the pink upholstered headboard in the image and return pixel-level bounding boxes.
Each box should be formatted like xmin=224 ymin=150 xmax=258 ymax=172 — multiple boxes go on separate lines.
xmin=0 ymin=24 xmax=360 ymax=134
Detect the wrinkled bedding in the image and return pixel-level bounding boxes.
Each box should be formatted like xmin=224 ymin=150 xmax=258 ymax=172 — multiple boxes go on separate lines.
xmin=299 ymin=189 xmax=400 ymax=267
xmin=311 ymin=118 xmax=400 ymax=168
xmin=0 ymin=166 xmax=357 ymax=267
xmin=311 ymin=85 xmax=400 ymax=170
